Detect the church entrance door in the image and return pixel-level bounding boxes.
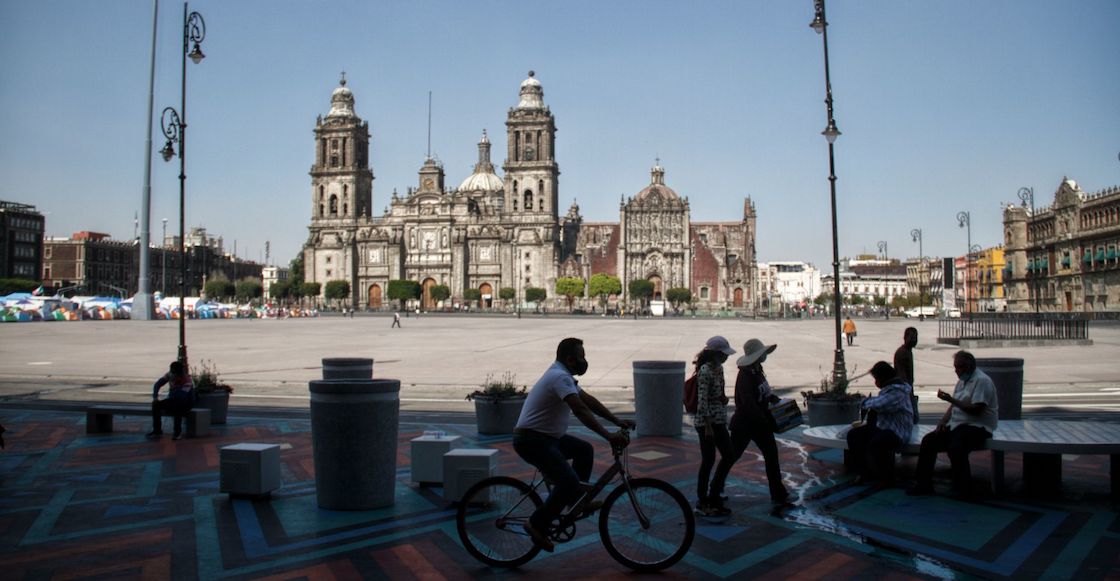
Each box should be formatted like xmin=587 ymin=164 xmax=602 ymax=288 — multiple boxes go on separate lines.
xmin=480 ymin=283 xmax=493 ymax=309
xmin=368 ymin=284 xmax=382 ymax=309
xmin=422 ymin=278 xmax=437 ymax=310
xmin=733 ymin=287 xmax=744 ymax=308
xmin=648 ymin=275 xmax=663 ymax=300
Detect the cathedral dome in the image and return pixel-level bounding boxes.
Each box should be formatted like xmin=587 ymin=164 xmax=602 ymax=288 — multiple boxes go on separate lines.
xmin=518 ymin=70 xmax=545 ymax=109
xmin=458 ymin=130 xmax=504 ymax=192
xmin=633 ymin=162 xmax=681 ymax=204
xmin=327 ymin=74 xmax=356 ymax=119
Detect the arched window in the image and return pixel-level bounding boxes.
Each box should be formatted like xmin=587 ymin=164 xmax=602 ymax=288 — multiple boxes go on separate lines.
xmin=319 ymin=204 xmax=324 ymax=216
xmin=319 ymin=186 xmax=324 ymax=199
xmin=343 ymin=203 xmax=348 ymax=215
xmin=329 ymin=195 xmax=339 ymax=216
xmin=342 ymin=138 xmax=348 ymax=166
xmin=512 ymin=198 xmax=518 ymax=210
xmin=524 ymin=190 xmax=533 ymax=210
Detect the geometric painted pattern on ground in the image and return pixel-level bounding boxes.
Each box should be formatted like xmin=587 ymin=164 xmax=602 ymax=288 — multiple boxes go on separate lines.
xmin=0 ymin=409 xmax=1117 ymax=580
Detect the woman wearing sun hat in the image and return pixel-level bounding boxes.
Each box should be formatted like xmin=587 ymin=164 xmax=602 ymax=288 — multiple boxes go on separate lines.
xmin=728 ymin=338 xmax=790 ymax=503
xmin=690 ymin=336 xmax=737 ymax=516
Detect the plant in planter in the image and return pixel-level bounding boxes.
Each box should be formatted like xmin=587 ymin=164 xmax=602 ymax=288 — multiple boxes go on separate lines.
xmin=192 ymin=359 xmax=233 ymax=424
xmin=466 ymin=372 xmax=527 ymax=435
xmin=801 ymin=364 xmax=865 ymax=427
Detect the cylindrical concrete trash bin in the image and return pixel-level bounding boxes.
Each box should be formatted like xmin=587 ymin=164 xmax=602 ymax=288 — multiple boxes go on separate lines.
xmin=976 ymin=357 xmax=1023 ymax=420
xmin=632 ymin=361 xmax=686 ymax=437
xmin=309 ymin=379 xmax=400 ymax=510
xmin=322 ymin=357 xmax=374 ymax=380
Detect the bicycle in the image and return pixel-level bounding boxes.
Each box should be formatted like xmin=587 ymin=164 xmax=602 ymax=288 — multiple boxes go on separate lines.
xmin=455 ymin=428 xmax=695 ymax=572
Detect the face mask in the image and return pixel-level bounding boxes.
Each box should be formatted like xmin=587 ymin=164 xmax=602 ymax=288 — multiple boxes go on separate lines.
xmin=571 ymin=358 xmax=589 ymax=376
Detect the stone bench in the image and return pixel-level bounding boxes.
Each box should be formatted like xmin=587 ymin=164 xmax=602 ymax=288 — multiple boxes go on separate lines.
xmin=802 ymin=420 xmax=1120 ymax=496
xmin=443 ymin=448 xmax=499 ymax=502
xmin=86 ymin=404 xmax=210 ymax=438
xmin=220 ymin=443 xmax=281 ymax=498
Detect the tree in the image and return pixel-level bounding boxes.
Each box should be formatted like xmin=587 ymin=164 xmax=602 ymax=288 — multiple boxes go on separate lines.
xmin=268 ymin=280 xmax=291 ymax=303
xmin=499 ymin=287 xmax=515 ymax=301
xmin=204 ymin=278 xmax=235 ymax=301
xmin=0 ymin=278 xmax=40 ymax=295
xmin=301 ymin=282 xmax=322 ymax=305
xmin=665 ymin=287 xmax=692 ymax=312
xmin=429 ymin=284 xmax=451 ymax=305
xmin=628 ymin=279 xmax=654 ymax=308
xmin=588 ymin=273 xmax=621 ymax=308
xmin=525 ymin=286 xmax=547 ymax=308
xmin=289 ymin=254 xmax=305 ymax=287
xmin=324 ymin=280 xmax=350 ymax=308
xmin=463 ymin=288 xmax=481 ymax=306
xmin=235 ymin=278 xmax=263 ymax=303
xmin=814 ymin=292 xmax=832 ymax=306
xmin=387 ymin=280 xmax=421 ymax=308
xmin=555 ymin=277 xmax=584 ymax=311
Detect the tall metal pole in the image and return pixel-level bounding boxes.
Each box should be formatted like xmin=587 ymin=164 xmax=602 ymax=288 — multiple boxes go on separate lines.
xmin=957 ymin=211 xmax=971 ymax=314
xmin=911 ymin=229 xmax=923 ymax=320
xmin=811 ymin=0 xmax=846 ymax=386
xmin=161 ymin=218 xmax=167 ymax=294
xmin=134 ymin=0 xmax=159 ymax=321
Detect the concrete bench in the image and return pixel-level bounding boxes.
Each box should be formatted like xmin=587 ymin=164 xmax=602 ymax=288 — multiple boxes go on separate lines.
xmin=443 ymin=448 xmax=499 ymax=502
xmin=220 ymin=443 xmax=281 ymax=498
xmin=802 ymin=420 xmax=1120 ymax=496
xmin=86 ymin=404 xmax=210 ymax=438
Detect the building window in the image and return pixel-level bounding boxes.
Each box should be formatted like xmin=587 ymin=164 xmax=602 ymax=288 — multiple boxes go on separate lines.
xmin=700 ymin=287 xmax=710 ymax=299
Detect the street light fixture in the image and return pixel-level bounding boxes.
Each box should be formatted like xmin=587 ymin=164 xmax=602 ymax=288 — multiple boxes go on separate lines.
xmin=957 ymin=211 xmax=972 ymax=314
xmin=810 ymin=0 xmax=848 ymax=387
xmin=159 ymin=2 xmax=206 ymax=366
xmin=1017 ymin=186 xmax=1034 ymax=215
xmin=911 ymin=228 xmax=924 ymax=320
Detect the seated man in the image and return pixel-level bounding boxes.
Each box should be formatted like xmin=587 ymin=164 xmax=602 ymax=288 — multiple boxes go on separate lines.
xmin=909 ymin=350 xmax=998 ymax=497
xmin=147 ymin=360 xmax=195 ymax=440
xmin=846 ymin=361 xmax=914 ymax=486
xmin=512 ymin=338 xmax=633 ymax=552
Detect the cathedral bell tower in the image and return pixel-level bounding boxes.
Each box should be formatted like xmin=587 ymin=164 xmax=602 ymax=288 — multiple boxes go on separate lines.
xmin=310 ymin=74 xmax=374 ymax=223
xmin=503 ymin=71 xmax=559 ymax=218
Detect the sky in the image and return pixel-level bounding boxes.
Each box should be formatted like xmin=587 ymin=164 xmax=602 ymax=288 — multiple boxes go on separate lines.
xmin=1 ymin=0 xmax=1118 ymax=271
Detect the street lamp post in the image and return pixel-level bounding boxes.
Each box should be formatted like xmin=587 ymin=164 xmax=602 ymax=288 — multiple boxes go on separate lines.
xmin=957 ymin=211 xmax=971 ymax=314
xmin=911 ymin=228 xmax=924 ymax=320
xmin=877 ymin=240 xmax=888 ymax=318
xmin=161 ymin=218 xmax=168 ymax=295
xmin=134 ymin=0 xmax=160 ymax=321
xmin=970 ymin=243 xmax=983 ymax=312
xmin=811 ymin=0 xmax=847 ymax=387
xmin=159 ymin=2 xmax=205 ymax=365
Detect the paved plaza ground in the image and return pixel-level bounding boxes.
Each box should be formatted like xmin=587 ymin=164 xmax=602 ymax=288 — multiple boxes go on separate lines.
xmin=1 ymin=315 xmax=1118 ymax=579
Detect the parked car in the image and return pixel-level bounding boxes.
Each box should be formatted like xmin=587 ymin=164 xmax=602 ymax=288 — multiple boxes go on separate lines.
xmin=944 ymin=308 xmax=962 ymax=318
xmin=904 ymin=306 xmax=938 ymax=318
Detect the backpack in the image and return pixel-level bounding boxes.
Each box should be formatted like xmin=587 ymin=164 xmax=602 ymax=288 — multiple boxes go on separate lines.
xmin=682 ymin=373 xmax=699 ymax=414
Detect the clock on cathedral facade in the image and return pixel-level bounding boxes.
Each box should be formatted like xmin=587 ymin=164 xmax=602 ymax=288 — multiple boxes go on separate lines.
xmin=303 ymin=72 xmax=758 ymax=312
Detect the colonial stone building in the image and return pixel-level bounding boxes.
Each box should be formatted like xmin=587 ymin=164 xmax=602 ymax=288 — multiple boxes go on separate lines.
xmin=303 ymin=73 xmax=757 ymax=311
xmin=1003 ymin=178 xmax=1120 ymax=314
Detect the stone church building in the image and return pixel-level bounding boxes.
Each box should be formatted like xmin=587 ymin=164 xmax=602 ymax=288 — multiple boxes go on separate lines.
xmin=303 ymin=72 xmax=757 ymax=312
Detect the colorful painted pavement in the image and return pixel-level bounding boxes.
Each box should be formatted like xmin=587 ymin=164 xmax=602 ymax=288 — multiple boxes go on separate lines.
xmin=0 ymin=408 xmax=1118 ymax=580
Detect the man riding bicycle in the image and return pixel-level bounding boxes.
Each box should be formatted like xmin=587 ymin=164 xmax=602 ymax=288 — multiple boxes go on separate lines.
xmin=512 ymin=337 xmax=634 ymax=552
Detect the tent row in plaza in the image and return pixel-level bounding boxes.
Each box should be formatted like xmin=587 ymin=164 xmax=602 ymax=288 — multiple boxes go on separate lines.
xmin=0 ymin=293 xmax=318 ymax=322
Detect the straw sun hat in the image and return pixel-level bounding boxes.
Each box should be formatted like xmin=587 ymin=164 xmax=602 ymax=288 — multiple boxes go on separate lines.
xmin=736 ymin=338 xmax=776 ymax=367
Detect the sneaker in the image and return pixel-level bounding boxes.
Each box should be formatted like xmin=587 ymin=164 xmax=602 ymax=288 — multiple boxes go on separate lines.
xmin=172 ymin=433 xmax=183 ymax=441
xmin=522 ymin=522 xmax=554 ymax=552
xmin=145 ymin=431 xmax=163 ymax=439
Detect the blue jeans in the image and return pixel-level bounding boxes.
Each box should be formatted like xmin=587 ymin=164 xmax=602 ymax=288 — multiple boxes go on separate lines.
xmin=513 ymin=430 xmax=593 ymax=531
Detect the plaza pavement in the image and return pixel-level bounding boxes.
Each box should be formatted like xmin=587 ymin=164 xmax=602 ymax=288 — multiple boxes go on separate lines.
xmin=1 ymin=315 xmax=1119 ymax=579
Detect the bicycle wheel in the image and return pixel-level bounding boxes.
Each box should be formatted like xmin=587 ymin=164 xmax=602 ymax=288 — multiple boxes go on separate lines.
xmin=456 ymin=476 xmax=543 ymax=568
xmin=599 ymin=478 xmax=695 ymax=572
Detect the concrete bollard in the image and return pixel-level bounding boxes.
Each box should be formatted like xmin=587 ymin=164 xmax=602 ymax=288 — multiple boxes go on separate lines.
xmin=632 ymin=360 xmax=686 ymax=436
xmin=322 ymin=357 xmax=374 ymax=380
xmin=976 ymin=357 xmax=1023 ymax=420
xmin=309 ymin=378 xmax=400 ymax=510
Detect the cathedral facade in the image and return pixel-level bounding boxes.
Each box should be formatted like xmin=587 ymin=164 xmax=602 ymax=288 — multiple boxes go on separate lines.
xmin=303 ymin=73 xmax=757 ymax=312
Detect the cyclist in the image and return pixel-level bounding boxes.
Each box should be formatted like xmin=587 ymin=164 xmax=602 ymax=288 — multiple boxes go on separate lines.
xmin=512 ymin=337 xmax=634 ymax=552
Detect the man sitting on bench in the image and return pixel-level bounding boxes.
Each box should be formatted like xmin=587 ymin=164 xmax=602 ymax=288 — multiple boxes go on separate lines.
xmin=909 ymin=351 xmax=998 ymax=498
xmin=147 ymin=361 xmax=195 ymax=441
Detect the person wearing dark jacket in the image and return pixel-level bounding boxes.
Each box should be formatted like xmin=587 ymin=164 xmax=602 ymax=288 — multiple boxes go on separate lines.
xmin=727 ymin=338 xmax=790 ymax=503
xmin=147 ymin=361 xmax=195 ymax=440
xmin=893 ymin=327 xmax=918 ymax=385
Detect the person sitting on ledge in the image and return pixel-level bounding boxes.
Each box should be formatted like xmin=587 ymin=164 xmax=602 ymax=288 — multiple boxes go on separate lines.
xmin=846 ymin=361 xmax=913 ymax=487
xmin=147 ymin=360 xmax=195 ymax=441
xmin=908 ymin=350 xmax=998 ymax=498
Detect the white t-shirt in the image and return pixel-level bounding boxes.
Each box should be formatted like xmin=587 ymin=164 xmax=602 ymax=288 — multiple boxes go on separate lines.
xmin=515 ymin=361 xmax=580 ymax=438
xmin=948 ymin=368 xmax=999 ymax=432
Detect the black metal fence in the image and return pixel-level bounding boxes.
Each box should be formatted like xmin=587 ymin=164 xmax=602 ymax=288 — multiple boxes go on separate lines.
xmin=938 ymin=317 xmax=1090 ymax=343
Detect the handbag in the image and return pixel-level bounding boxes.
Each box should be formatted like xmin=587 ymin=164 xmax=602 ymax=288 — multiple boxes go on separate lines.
xmin=768 ymin=399 xmax=804 ymax=433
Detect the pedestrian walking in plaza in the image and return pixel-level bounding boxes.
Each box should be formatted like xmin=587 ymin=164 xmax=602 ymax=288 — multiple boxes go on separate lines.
xmin=893 ymin=327 xmax=918 ymax=386
xmin=909 ymin=350 xmax=998 ymax=498
xmin=147 ymin=361 xmax=194 ymax=441
xmin=391 ymin=312 xmax=401 ymax=328
xmin=728 ymin=338 xmax=790 ymax=503
xmin=843 ymin=316 xmax=857 ymax=346
xmin=690 ymin=336 xmax=737 ymax=516
xmin=846 ymin=361 xmax=914 ymax=487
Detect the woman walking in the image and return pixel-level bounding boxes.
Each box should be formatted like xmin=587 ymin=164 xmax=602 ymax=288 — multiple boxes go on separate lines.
xmin=691 ymin=336 xmax=737 ymax=516
xmin=729 ymin=338 xmax=790 ymax=503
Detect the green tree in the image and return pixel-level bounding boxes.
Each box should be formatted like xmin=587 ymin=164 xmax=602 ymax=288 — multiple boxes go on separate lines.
xmin=588 ymin=273 xmax=621 ymax=308
xmin=0 ymin=278 xmax=39 ymax=295
xmin=235 ymin=278 xmax=263 ymax=303
xmin=499 ymin=287 xmax=515 ymax=301
xmin=289 ymin=254 xmax=305 ymax=287
xmin=429 ymin=284 xmax=451 ymax=305
xmin=463 ymin=288 xmax=482 ymax=305
xmin=814 ymin=292 xmax=832 ymax=306
xmin=665 ymin=287 xmax=692 ymax=312
xmin=204 ymin=278 xmax=235 ymax=301
xmin=555 ymin=277 xmax=585 ymax=311
xmin=268 ymin=280 xmax=291 ymax=302
xmin=388 ymin=280 xmax=421 ymax=308
xmin=324 ymin=280 xmax=350 ymax=308
xmin=891 ymin=295 xmax=909 ymax=309
xmin=628 ymin=279 xmax=654 ymax=308
xmin=525 ymin=286 xmax=547 ymax=308
xmin=301 ymin=282 xmax=322 ymax=305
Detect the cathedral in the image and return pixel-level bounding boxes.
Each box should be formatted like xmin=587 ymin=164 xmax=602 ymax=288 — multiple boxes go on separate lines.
xmin=303 ymin=72 xmax=758 ymax=312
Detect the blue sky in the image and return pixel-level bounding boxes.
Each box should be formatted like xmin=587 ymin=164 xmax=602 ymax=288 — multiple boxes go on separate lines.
xmin=2 ymin=0 xmax=1117 ymax=270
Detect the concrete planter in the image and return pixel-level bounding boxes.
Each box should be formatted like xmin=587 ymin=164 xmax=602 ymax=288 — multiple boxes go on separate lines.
xmin=805 ymin=395 xmax=863 ymax=427
xmin=195 ymin=391 xmax=230 ymax=424
xmin=473 ymin=395 xmax=526 ymax=435
xmin=322 ymin=357 xmax=374 ymax=380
